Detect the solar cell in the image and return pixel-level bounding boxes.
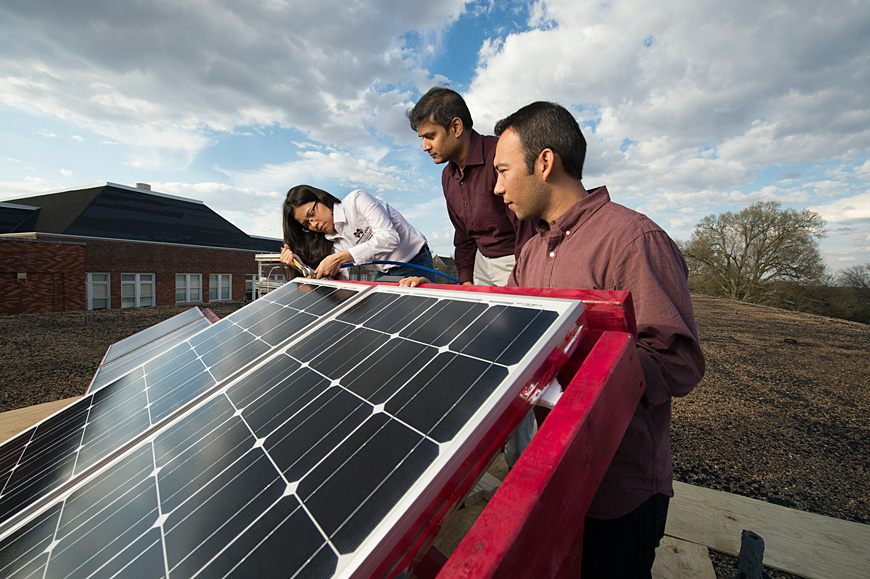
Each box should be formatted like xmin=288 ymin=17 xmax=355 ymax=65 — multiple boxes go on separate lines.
xmin=0 ymin=281 xmax=584 ymax=578
xmin=102 ymin=307 xmax=206 ymax=364
xmin=0 ymin=281 xmax=366 ymax=532
xmin=87 ymin=307 xmax=214 ymax=395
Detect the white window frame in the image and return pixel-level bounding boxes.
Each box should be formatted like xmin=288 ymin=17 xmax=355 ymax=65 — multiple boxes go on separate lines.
xmin=209 ymin=274 xmax=232 ymax=302
xmin=121 ymin=273 xmax=155 ymax=308
xmin=176 ymin=273 xmax=202 ymax=303
xmin=86 ymin=273 xmax=111 ymax=311
xmin=245 ymin=274 xmax=256 ymax=301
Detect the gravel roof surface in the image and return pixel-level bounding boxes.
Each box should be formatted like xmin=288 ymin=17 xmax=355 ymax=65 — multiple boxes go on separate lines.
xmin=1 ymin=293 xmax=867 ymax=578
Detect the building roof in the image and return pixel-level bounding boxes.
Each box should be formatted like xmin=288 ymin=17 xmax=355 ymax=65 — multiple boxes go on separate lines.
xmin=1 ymin=182 xmax=280 ymax=252
xmin=437 ymin=255 xmax=456 ymax=268
xmin=0 ymin=202 xmax=40 ymax=234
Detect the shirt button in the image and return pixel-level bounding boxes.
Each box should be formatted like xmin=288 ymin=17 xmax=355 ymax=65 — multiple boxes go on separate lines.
xmin=549 ymin=251 xmax=555 ymax=257
xmin=565 ymin=230 xmax=571 ymax=236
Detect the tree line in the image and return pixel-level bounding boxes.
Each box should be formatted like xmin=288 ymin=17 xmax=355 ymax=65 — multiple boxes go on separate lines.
xmin=678 ymin=201 xmax=870 ymax=324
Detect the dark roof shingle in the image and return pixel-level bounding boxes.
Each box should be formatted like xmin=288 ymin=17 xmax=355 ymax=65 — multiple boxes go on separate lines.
xmin=5 ymin=183 xmax=280 ymax=252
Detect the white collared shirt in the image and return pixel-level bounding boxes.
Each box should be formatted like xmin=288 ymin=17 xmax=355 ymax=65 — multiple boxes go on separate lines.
xmin=325 ymin=189 xmax=427 ymax=272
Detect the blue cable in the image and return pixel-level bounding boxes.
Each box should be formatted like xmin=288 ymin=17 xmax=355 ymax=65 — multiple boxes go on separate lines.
xmin=340 ymin=260 xmax=460 ymax=283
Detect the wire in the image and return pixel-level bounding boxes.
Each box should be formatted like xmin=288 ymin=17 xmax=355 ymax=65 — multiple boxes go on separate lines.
xmin=340 ymin=260 xmax=460 ymax=283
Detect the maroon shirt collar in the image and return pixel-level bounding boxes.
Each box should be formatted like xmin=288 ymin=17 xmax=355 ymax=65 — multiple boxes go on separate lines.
xmin=534 ymin=185 xmax=610 ymax=236
xmin=447 ymin=130 xmax=485 ymax=179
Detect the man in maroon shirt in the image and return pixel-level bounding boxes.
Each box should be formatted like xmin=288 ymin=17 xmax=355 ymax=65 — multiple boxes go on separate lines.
xmin=406 ymin=87 xmax=535 ymax=287
xmin=405 ymin=101 xmax=705 ymax=575
xmin=494 ymin=102 xmax=705 ymax=577
xmin=408 ymin=87 xmax=538 ymax=467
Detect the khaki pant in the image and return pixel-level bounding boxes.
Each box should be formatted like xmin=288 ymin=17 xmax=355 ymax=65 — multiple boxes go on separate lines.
xmin=472 ymin=249 xmax=515 ymax=287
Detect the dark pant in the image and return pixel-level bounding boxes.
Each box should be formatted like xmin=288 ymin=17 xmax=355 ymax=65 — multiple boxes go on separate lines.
xmin=374 ymin=244 xmax=434 ymax=280
xmin=581 ymin=493 xmax=669 ymax=579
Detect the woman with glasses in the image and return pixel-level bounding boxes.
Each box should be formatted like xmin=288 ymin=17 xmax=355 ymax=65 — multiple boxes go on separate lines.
xmin=280 ymin=184 xmax=433 ymax=280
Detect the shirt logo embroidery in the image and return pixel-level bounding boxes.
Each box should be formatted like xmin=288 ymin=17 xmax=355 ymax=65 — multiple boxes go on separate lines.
xmin=354 ymin=227 xmax=373 ymax=244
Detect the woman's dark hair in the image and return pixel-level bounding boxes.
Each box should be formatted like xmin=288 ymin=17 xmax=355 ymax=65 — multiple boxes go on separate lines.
xmin=282 ymin=185 xmax=341 ymax=269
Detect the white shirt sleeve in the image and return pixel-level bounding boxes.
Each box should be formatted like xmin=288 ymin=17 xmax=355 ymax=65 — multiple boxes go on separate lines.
xmin=342 ymin=190 xmax=401 ymax=265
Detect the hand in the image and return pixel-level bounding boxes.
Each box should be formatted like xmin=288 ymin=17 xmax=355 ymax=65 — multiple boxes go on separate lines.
xmin=279 ymin=244 xmax=296 ymax=266
xmin=461 ymin=281 xmax=473 ymax=285
xmin=398 ymin=276 xmax=430 ymax=288
xmin=315 ymin=251 xmax=351 ymax=279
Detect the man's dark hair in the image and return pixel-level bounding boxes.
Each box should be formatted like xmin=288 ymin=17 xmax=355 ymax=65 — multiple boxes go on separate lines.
xmin=407 ymin=86 xmax=473 ymax=132
xmin=494 ymin=101 xmax=586 ymax=181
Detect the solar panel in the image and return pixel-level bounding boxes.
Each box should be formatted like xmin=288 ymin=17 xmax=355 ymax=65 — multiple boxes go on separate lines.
xmin=0 ymin=280 xmax=584 ymax=578
xmin=0 ymin=281 xmax=365 ymax=529
xmin=102 ymin=307 xmax=208 ymax=365
xmin=87 ymin=307 xmax=215 ymax=395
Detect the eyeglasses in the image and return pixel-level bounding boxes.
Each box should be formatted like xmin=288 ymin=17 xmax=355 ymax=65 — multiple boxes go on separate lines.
xmin=300 ymin=201 xmax=318 ymax=232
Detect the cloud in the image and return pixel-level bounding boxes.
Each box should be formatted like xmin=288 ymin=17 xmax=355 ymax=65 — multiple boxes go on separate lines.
xmin=0 ymin=176 xmax=62 ymax=200
xmin=466 ymin=0 xmax=870 ymax=182
xmin=452 ymin=0 xmax=870 ymax=265
xmin=395 ymin=196 xmax=446 ymax=221
xmin=0 ymin=0 xmax=470 ymax=166
xmin=1 ymin=1 xmax=868 ymax=269
xmin=151 ymin=180 xmax=285 ymax=239
xmin=810 ymin=192 xmax=870 ymax=224
xmin=220 ymin=146 xmax=414 ymax=194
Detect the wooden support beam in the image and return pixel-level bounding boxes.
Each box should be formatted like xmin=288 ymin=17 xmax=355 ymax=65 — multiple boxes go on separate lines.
xmin=667 ymin=481 xmax=870 ymax=579
xmin=652 ymin=536 xmax=716 ymax=579
xmin=0 ymin=397 xmax=81 ymax=443
xmin=463 ymin=473 xmax=503 ymax=508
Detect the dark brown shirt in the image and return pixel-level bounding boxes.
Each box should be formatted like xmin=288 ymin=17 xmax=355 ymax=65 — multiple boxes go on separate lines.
xmin=443 ymin=131 xmax=536 ymax=283
xmin=509 ymin=186 xmax=705 ymax=518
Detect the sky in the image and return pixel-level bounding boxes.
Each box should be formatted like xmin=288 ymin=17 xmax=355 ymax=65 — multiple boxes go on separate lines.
xmin=1 ymin=0 xmax=869 ymax=273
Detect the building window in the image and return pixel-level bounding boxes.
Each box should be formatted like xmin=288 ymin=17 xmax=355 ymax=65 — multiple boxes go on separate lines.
xmin=176 ymin=274 xmax=202 ymax=303
xmin=246 ymin=274 xmax=256 ymax=300
xmin=121 ymin=273 xmax=154 ymax=308
xmin=87 ymin=273 xmax=110 ymax=310
xmin=209 ymin=274 xmax=232 ymax=301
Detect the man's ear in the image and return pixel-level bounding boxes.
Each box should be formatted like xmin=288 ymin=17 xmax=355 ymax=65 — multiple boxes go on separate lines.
xmin=538 ymin=148 xmax=556 ymax=181
xmin=450 ymin=117 xmax=464 ymax=139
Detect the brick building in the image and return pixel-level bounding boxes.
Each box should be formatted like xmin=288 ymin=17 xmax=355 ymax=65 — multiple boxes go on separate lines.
xmin=0 ymin=183 xmax=281 ymax=315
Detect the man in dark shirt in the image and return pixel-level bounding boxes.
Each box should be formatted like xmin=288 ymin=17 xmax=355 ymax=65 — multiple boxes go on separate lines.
xmin=407 ymin=87 xmax=538 ymax=467
xmin=494 ymin=101 xmax=705 ymax=578
xmin=404 ymin=101 xmax=705 ymax=575
xmin=406 ymin=87 xmax=535 ymax=286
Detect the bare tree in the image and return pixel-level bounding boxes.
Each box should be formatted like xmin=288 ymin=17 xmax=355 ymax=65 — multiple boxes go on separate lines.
xmin=682 ymin=201 xmax=826 ymax=302
xmin=837 ymin=263 xmax=870 ymax=290
xmin=836 ymin=263 xmax=870 ymax=322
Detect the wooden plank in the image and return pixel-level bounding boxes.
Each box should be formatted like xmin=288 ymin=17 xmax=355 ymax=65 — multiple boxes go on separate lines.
xmin=0 ymin=397 xmax=82 ymax=443
xmin=652 ymin=536 xmax=716 ymax=579
xmin=667 ymin=481 xmax=870 ymax=579
xmin=428 ymin=481 xmax=716 ymax=579
xmin=464 ymin=483 xmax=487 ymax=508
xmin=463 ymin=472 xmax=503 ymax=507
xmin=479 ymin=473 xmax=501 ymax=501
